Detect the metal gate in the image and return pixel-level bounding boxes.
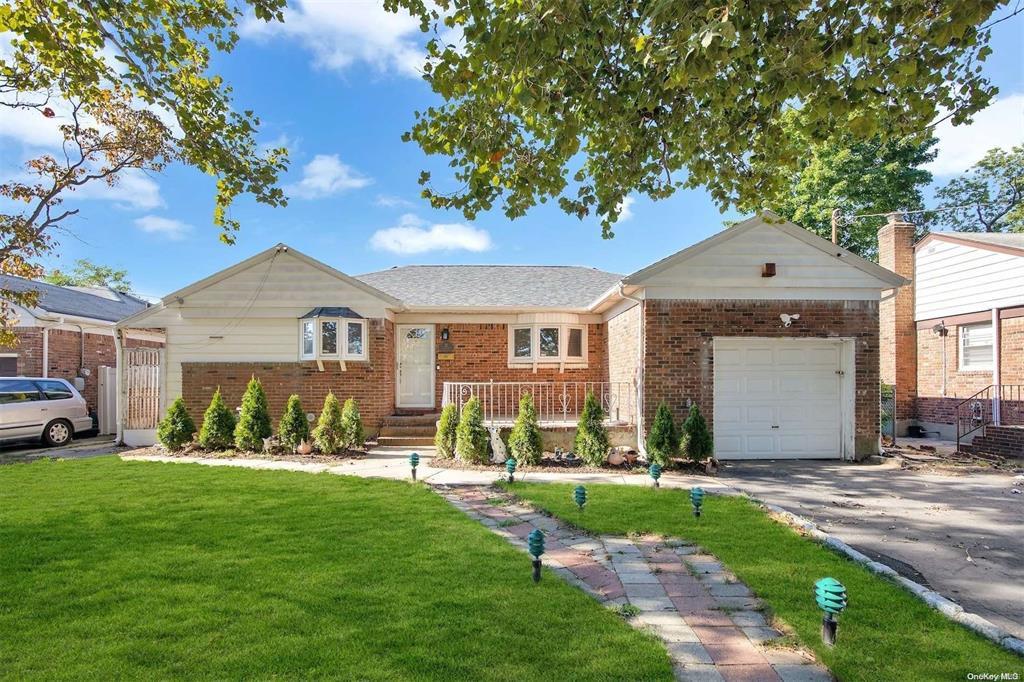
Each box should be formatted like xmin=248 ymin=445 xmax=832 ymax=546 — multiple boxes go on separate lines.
xmin=880 ymin=383 xmax=896 ymax=445
xmin=124 ymin=347 xmax=162 ymax=430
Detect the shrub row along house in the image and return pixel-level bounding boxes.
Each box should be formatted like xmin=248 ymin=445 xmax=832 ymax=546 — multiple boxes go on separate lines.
xmin=115 ymin=213 xmax=906 ymax=460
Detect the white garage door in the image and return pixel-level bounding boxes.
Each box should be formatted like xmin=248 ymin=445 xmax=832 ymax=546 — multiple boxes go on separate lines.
xmin=713 ymin=338 xmax=845 ymax=459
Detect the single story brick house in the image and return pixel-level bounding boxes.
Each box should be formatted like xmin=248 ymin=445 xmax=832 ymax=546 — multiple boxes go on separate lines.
xmin=1 ymin=275 xmax=163 ymax=431
xmin=878 ymin=220 xmax=1023 ymax=456
xmin=116 ymin=212 xmax=906 ymax=459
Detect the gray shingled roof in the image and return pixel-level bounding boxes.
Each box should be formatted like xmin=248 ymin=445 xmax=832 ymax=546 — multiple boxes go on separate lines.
xmin=935 ymin=231 xmax=1024 ymax=250
xmin=357 ymin=265 xmax=622 ymax=309
xmin=0 ymin=275 xmax=151 ymax=322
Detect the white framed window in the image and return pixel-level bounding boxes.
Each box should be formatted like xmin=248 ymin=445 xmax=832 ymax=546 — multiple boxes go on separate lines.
xmin=299 ymin=317 xmax=367 ymax=361
xmin=508 ymin=324 xmax=588 ymax=364
xmin=959 ymin=322 xmax=993 ymax=371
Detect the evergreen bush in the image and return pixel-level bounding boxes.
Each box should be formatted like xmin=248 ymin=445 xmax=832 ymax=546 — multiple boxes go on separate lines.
xmin=434 ymin=403 xmax=459 ymax=459
xmin=574 ymin=391 xmax=609 ymax=466
xmin=340 ymin=398 xmax=364 ymax=451
xmin=682 ymin=404 xmax=713 ymax=461
xmin=455 ymin=396 xmax=489 ymax=463
xmin=646 ymin=401 xmax=680 ymax=466
xmin=278 ymin=394 xmax=310 ymax=452
xmin=198 ymin=388 xmax=235 ymax=450
xmin=233 ymin=376 xmax=272 ymax=451
xmin=508 ymin=392 xmax=543 ymax=465
xmin=313 ymin=392 xmax=344 ymax=454
xmin=157 ymin=397 xmax=196 ymax=451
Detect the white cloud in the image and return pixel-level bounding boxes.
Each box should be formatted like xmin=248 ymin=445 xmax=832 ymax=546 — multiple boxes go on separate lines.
xmin=926 ymin=94 xmax=1024 ymax=176
xmin=617 ymin=195 xmax=636 ymax=222
xmin=241 ymin=0 xmax=426 ymax=77
xmin=375 ymin=194 xmax=416 ymax=208
xmin=134 ymin=215 xmax=192 ymax=240
xmin=72 ymin=169 xmax=164 ymax=210
xmin=286 ymin=154 xmax=372 ymax=199
xmin=370 ymin=214 xmax=493 ymax=254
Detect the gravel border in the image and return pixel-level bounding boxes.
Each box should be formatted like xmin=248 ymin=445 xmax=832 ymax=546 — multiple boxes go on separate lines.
xmin=740 ymin=493 xmax=1024 ymax=656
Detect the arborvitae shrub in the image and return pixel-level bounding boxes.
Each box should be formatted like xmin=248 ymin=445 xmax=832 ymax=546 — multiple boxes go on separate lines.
xmin=278 ymin=394 xmax=310 ymax=452
xmin=574 ymin=391 xmax=609 ymax=466
xmin=434 ymin=403 xmax=459 ymax=459
xmin=340 ymin=398 xmax=364 ymax=451
xmin=198 ymin=388 xmax=235 ymax=450
xmin=682 ymin=404 xmax=713 ymax=461
xmin=455 ymin=396 xmax=489 ymax=464
xmin=313 ymin=392 xmax=344 ymax=454
xmin=508 ymin=392 xmax=543 ymax=465
xmin=234 ymin=376 xmax=272 ymax=451
xmin=646 ymin=401 xmax=680 ymax=466
xmin=157 ymin=397 xmax=196 ymax=451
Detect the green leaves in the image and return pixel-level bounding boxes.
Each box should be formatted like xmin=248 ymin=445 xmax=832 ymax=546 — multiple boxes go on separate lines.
xmin=934 ymin=145 xmax=1024 ymax=233
xmin=394 ymin=0 xmax=1004 ymax=237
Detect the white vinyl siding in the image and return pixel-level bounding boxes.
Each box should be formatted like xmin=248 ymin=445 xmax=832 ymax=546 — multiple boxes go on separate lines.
xmin=640 ymin=223 xmax=886 ymax=301
xmin=915 ymin=239 xmax=1024 ymax=320
xmin=959 ymin=322 xmax=993 ymax=371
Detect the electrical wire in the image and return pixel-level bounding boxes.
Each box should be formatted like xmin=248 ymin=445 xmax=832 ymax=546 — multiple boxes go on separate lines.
xmin=839 ymin=202 xmax=999 ymax=222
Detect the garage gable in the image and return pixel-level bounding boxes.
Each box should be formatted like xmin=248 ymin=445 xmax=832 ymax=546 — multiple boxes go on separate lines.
xmin=624 ymin=212 xmax=907 ymax=301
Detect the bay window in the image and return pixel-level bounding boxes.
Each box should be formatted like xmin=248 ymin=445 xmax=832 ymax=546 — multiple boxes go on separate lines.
xmin=509 ymin=324 xmax=588 ymax=364
xmin=300 ymin=308 xmax=367 ymax=361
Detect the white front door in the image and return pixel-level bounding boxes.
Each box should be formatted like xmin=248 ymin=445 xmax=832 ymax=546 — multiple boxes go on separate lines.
xmin=397 ymin=325 xmax=435 ymax=408
xmin=713 ymin=338 xmax=847 ymax=459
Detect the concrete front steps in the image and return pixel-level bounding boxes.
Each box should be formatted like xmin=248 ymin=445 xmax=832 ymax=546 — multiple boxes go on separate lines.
xmin=376 ymin=413 xmax=438 ymax=447
xmin=962 ymin=425 xmax=1024 ymax=458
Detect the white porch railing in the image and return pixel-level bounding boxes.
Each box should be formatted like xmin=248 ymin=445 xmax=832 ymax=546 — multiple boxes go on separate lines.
xmin=441 ymin=381 xmax=636 ymax=427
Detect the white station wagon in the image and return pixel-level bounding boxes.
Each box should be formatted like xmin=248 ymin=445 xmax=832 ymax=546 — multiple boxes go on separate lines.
xmin=0 ymin=377 xmax=94 ymax=446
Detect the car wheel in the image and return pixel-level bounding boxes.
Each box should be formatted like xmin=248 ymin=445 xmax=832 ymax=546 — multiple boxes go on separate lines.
xmin=43 ymin=419 xmax=73 ymax=447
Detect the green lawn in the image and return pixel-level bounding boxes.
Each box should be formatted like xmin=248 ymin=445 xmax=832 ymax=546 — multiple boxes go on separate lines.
xmin=0 ymin=458 xmax=672 ymax=681
xmin=500 ymin=482 xmax=1023 ymax=681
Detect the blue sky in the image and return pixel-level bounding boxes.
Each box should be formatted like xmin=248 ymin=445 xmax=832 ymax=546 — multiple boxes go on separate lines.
xmin=2 ymin=3 xmax=1023 ymax=300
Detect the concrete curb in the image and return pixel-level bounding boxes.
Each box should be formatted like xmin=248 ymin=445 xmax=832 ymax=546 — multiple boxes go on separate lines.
xmin=752 ymin=494 xmax=1024 ymax=656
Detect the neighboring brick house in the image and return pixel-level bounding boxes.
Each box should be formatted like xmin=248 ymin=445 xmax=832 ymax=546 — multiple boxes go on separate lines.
xmin=118 ymin=212 xmax=905 ymax=459
xmin=878 ymin=220 xmax=1024 ymax=453
xmin=0 ymin=275 xmax=164 ymax=423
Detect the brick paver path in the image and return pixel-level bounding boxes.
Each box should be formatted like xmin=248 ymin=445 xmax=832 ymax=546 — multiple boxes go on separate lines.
xmin=438 ymin=485 xmax=833 ymax=682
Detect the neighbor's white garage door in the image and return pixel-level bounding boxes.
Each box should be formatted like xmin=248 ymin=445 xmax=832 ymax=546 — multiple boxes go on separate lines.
xmin=713 ymin=338 xmax=844 ymax=459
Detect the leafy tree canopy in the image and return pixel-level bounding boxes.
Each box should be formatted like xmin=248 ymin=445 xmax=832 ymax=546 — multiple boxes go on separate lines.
xmin=934 ymin=145 xmax=1024 ymax=232
xmin=44 ymin=258 xmax=133 ymax=292
xmin=391 ymin=0 xmax=1006 ymax=236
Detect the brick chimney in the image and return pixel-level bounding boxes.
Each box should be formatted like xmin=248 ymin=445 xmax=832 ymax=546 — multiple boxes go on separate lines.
xmin=878 ymin=213 xmax=917 ymax=433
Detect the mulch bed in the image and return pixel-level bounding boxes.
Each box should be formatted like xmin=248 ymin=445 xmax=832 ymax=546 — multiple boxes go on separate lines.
xmin=127 ymin=445 xmax=367 ymax=465
xmin=435 ymin=454 xmax=713 ymax=476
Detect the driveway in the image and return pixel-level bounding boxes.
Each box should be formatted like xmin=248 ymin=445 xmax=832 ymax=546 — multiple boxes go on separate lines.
xmin=716 ymin=460 xmax=1024 ymax=639
xmin=0 ymin=435 xmax=123 ymax=464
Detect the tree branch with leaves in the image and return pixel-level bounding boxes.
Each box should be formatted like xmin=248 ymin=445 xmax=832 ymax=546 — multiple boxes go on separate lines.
xmin=934 ymin=145 xmax=1023 ymax=232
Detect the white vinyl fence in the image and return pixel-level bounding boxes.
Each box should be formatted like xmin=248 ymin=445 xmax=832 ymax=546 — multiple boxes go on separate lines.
xmin=124 ymin=347 xmax=162 ymax=431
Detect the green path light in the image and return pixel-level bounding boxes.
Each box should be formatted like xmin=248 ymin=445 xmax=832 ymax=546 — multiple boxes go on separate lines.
xmin=648 ymin=462 xmax=662 ymax=488
xmin=528 ymin=528 xmax=545 ymax=583
xmin=409 ymin=452 xmax=419 ymax=481
xmin=814 ymin=577 xmax=848 ymax=646
xmin=690 ymin=487 xmax=705 ymax=517
xmin=574 ymin=485 xmax=587 ymax=511
xmin=506 ymin=457 xmax=517 ymax=483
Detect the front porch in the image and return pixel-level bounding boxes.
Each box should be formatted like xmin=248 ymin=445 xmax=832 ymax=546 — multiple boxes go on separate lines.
xmin=440 ymin=380 xmax=636 ymax=428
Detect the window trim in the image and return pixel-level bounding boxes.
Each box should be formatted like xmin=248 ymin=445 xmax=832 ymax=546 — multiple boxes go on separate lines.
xmin=299 ymin=317 xmax=368 ymax=362
xmin=507 ymin=324 xmax=588 ymax=365
xmin=959 ymin=322 xmax=994 ymax=372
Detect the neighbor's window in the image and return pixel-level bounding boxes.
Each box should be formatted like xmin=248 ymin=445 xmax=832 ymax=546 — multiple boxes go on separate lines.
xmin=300 ymin=317 xmax=367 ymax=361
xmin=959 ymin=322 xmax=993 ymax=371
xmin=509 ymin=325 xmax=588 ymax=364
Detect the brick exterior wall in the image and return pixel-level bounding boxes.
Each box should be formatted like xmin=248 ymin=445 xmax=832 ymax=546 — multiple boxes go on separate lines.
xmin=916 ymin=316 xmax=1024 ymax=426
xmin=1 ymin=326 xmax=160 ymax=413
xmin=643 ymin=299 xmax=880 ymax=458
xmin=181 ymin=319 xmax=395 ymax=435
xmin=433 ymin=322 xmax=608 ymax=408
xmin=606 ymin=305 xmax=641 ymax=425
xmin=878 ymin=218 xmax=917 ymax=423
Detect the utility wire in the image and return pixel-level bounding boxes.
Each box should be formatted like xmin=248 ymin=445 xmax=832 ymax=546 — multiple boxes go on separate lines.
xmin=840 ymin=202 xmax=998 ymax=221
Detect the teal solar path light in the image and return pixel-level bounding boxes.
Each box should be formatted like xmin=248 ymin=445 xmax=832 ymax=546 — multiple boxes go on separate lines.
xmin=814 ymin=577 xmax=848 ymax=646
xmin=506 ymin=457 xmax=517 ymax=483
xmin=528 ymin=529 xmax=546 ymax=583
xmin=649 ymin=462 xmax=662 ymax=488
xmin=574 ymin=485 xmax=587 ymax=512
xmin=409 ymin=452 xmax=419 ymax=481
xmin=690 ymin=487 xmax=705 ymax=517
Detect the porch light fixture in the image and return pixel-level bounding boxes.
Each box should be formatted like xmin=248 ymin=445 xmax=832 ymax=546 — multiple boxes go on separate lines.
xmin=690 ymin=487 xmax=705 ymax=517
xmin=409 ymin=452 xmax=420 ymax=480
xmin=506 ymin=457 xmax=517 ymax=483
xmin=528 ymin=529 xmax=545 ymax=582
xmin=441 ymin=327 xmax=450 ymax=341
xmin=814 ymin=577 xmax=848 ymax=646
xmin=574 ymin=485 xmax=587 ymax=512
xmin=649 ymin=462 xmax=662 ymax=488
